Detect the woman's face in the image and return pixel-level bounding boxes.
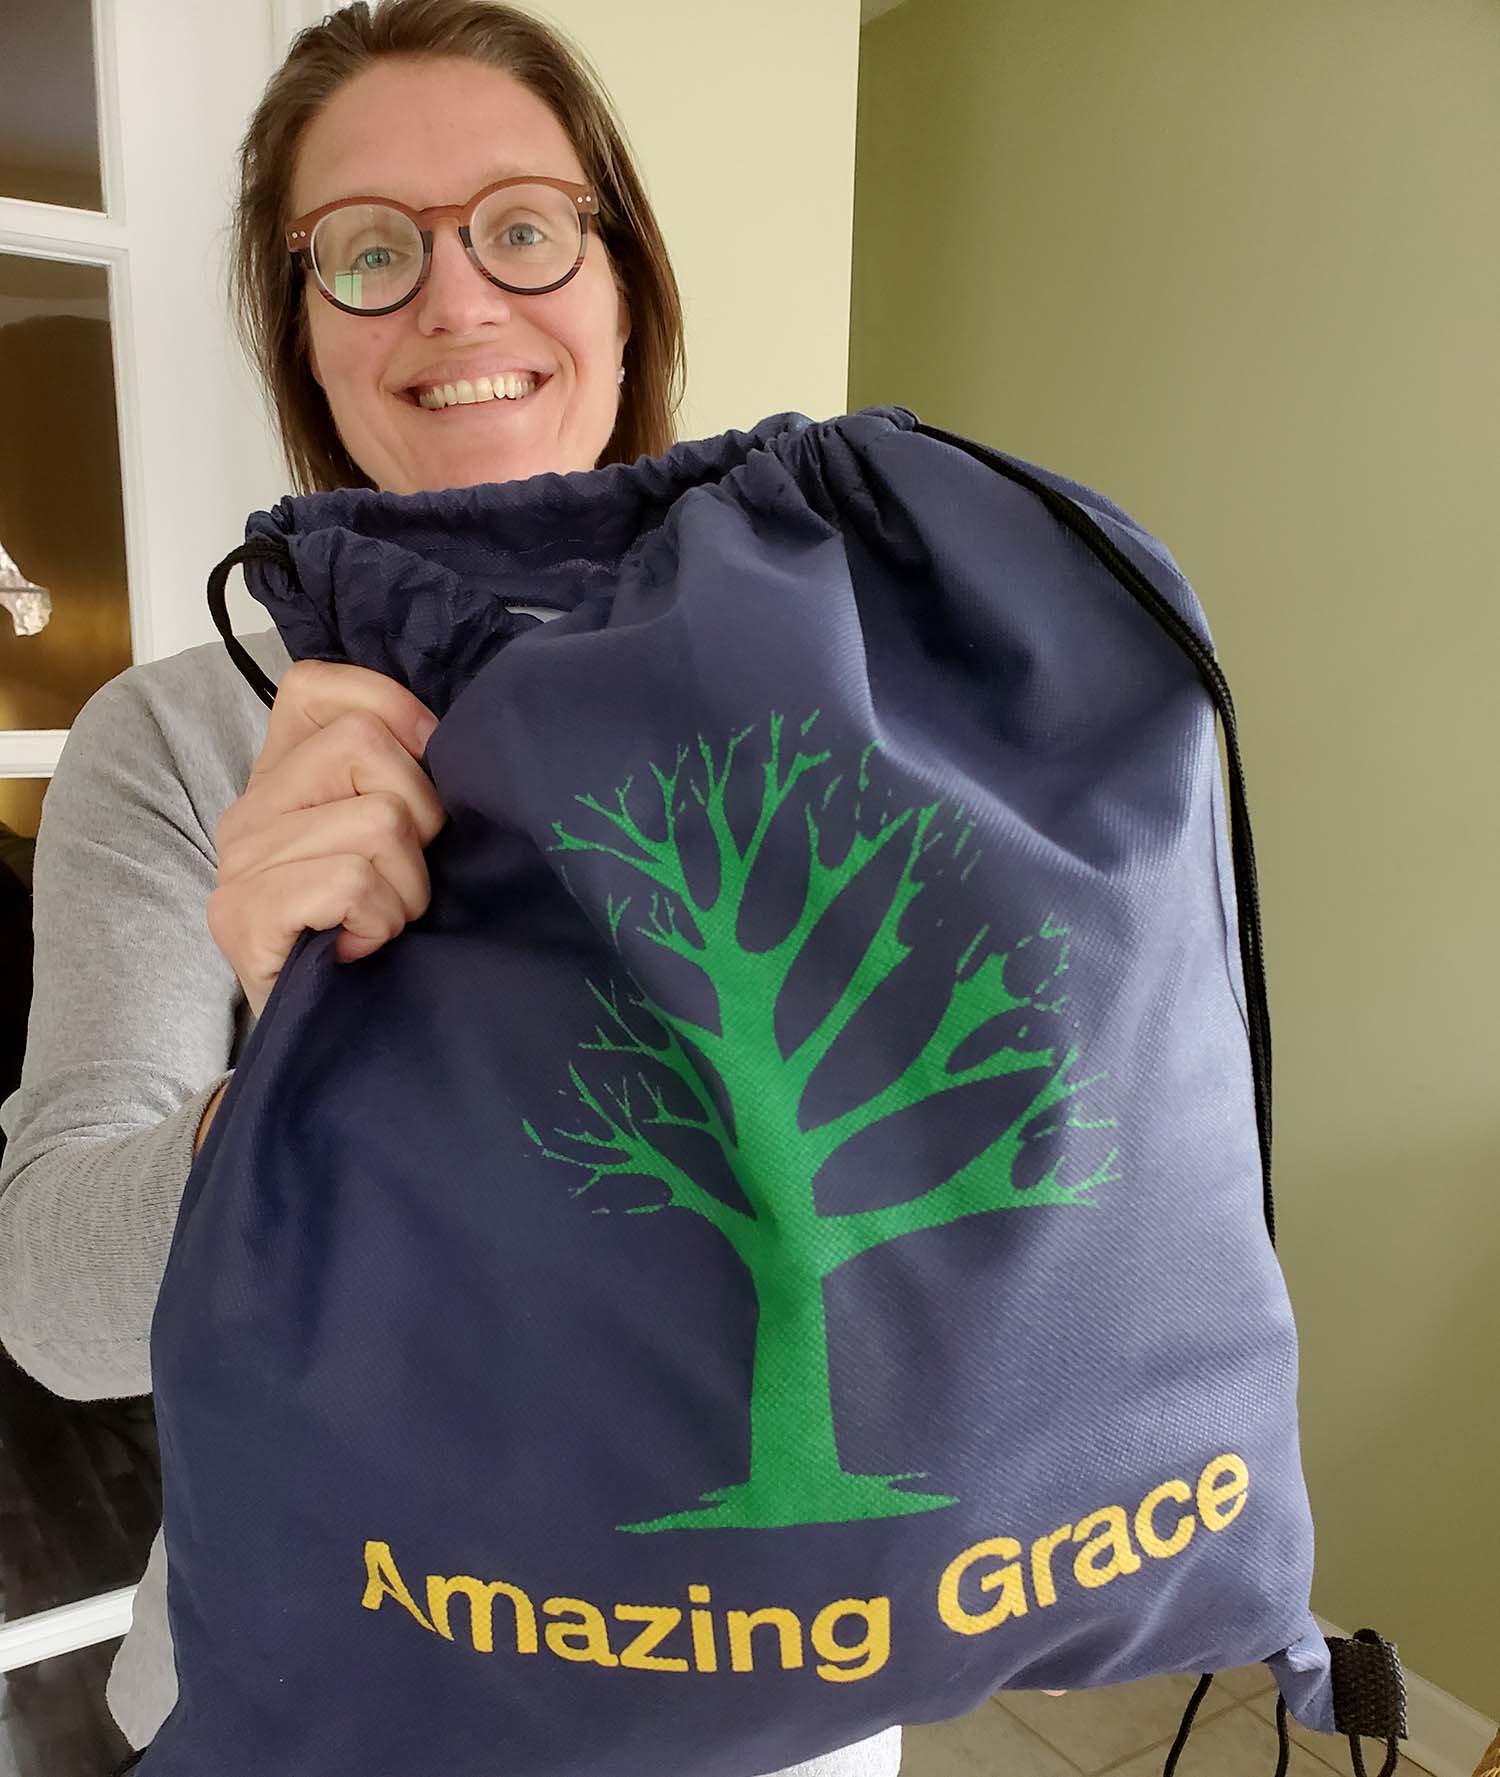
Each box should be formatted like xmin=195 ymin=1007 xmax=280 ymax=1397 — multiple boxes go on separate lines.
xmin=288 ymin=55 xmax=632 ymax=494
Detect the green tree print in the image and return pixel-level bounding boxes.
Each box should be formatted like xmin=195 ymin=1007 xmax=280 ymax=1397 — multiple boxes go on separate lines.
xmin=524 ymin=712 xmax=1117 ymax=1534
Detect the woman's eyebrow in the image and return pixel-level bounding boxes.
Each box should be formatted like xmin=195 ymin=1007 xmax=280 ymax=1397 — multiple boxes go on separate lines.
xmin=311 ymin=167 xmax=552 ymax=210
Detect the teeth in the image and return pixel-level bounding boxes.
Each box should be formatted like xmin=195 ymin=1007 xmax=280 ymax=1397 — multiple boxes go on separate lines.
xmin=415 ymin=373 xmax=541 ymax=409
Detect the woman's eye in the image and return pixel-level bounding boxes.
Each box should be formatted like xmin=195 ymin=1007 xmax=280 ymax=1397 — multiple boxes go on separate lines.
xmin=356 ymin=246 xmax=395 ymax=271
xmin=480 ymin=220 xmax=546 ymax=251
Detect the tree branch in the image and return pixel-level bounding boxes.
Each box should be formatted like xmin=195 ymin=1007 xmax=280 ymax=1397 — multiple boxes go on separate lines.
xmin=801 ymin=947 xmax=1052 ymax=1172
xmin=781 ymin=801 xmax=943 ymax=1096
xmin=549 ymin=762 xmax=692 ymax=902
xmin=549 ymin=820 xmax=686 ymax=898
xmin=733 ymin=712 xmax=834 ymax=895
xmin=522 ymin=1060 xmax=751 ymax=1242
xmin=647 ymin=744 xmax=693 ymax=883
xmin=638 ymin=888 xmax=705 ymax=962
xmin=573 ymin=978 xmax=749 ymax=1203
xmin=689 ymin=723 xmax=756 ymax=907
xmin=821 ymin=1046 xmax=1110 ymax=1265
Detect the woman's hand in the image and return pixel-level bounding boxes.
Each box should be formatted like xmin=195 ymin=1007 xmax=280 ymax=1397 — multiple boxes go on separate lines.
xmin=206 ymin=659 xmax=448 ymax=1023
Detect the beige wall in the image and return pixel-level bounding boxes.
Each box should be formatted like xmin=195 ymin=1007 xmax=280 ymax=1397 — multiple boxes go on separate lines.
xmin=536 ymin=0 xmax=859 ymax=439
xmin=852 ymin=0 xmax=1497 ymax=1719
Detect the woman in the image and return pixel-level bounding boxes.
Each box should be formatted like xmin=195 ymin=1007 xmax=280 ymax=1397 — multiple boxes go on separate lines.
xmin=0 ymin=3 xmax=904 ymax=1771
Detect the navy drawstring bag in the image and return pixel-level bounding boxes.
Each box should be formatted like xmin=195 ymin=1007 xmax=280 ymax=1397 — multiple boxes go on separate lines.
xmin=134 ymin=404 xmax=1405 ymax=1777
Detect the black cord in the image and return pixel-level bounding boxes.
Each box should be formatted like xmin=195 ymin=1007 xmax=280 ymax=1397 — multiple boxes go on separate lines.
xmin=913 ymin=422 xmax=1276 ymax=1246
xmin=1161 ymin=1673 xmax=1216 ymax=1774
xmin=204 ymin=535 xmax=293 ymax=712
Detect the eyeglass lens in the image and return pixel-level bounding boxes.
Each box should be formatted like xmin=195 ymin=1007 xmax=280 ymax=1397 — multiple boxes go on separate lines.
xmin=310 ymin=182 xmax=583 ymax=308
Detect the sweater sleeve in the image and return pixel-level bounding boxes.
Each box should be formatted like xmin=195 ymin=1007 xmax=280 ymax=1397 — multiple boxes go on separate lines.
xmin=0 ymin=650 xmax=264 ymax=1401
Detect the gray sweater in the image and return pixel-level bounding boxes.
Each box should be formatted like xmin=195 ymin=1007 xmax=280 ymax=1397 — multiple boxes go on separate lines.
xmin=0 ymin=625 xmax=901 ymax=1777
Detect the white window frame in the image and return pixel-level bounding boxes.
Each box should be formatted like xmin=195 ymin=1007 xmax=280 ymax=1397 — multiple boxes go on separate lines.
xmin=0 ymin=0 xmax=292 ymax=785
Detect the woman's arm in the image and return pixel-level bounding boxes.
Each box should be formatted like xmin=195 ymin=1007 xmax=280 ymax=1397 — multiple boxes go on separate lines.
xmin=193 ymin=1080 xmax=230 ymax=1155
xmin=0 ymin=648 xmax=260 ymax=1400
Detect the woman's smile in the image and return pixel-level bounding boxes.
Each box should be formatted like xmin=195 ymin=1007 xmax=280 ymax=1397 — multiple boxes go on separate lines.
xmin=403 ymin=371 xmax=551 ymax=410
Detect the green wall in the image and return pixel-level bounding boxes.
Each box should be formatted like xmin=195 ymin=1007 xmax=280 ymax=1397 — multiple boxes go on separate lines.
xmin=851 ymin=0 xmax=1497 ymax=1718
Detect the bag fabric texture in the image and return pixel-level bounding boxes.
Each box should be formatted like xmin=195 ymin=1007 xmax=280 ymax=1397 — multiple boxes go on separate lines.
xmin=143 ymin=405 xmax=1363 ymax=1775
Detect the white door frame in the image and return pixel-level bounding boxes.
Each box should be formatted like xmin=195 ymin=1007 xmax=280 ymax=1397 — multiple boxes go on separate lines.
xmin=0 ymin=0 xmax=289 ymax=781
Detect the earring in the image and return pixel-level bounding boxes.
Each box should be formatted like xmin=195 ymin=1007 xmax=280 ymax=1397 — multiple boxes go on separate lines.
xmin=617 ymin=366 xmax=625 ymax=386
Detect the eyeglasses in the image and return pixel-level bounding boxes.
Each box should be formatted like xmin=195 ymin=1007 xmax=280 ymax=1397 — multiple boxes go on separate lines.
xmin=285 ymin=175 xmax=600 ymax=316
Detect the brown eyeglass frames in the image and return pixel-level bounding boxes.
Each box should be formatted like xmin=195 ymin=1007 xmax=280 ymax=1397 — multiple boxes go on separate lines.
xmin=285 ymin=175 xmax=600 ymax=316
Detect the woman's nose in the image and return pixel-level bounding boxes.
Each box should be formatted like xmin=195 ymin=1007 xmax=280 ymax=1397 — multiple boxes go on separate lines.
xmin=413 ymin=221 xmax=514 ymax=334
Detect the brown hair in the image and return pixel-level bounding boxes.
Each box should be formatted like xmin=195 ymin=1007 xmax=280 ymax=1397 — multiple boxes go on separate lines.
xmin=229 ymin=0 xmax=686 ymax=494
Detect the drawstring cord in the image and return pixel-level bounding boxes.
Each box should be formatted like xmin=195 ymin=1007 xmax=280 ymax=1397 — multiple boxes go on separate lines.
xmin=911 ymin=420 xmax=1276 ymax=1246
xmin=205 ymin=535 xmax=295 ymax=712
xmin=899 ymin=440 xmax=1408 ymax=1777
xmin=1159 ymin=1650 xmax=1402 ymax=1775
xmin=1159 ymin=1675 xmax=1294 ymax=1777
xmin=1349 ymin=1733 xmax=1402 ymax=1777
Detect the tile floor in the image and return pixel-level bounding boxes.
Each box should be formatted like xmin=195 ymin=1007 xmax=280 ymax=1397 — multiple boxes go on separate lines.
xmin=903 ymin=1669 xmax=1429 ymax=1777
xmin=0 ymin=1648 xmax=1434 ymax=1777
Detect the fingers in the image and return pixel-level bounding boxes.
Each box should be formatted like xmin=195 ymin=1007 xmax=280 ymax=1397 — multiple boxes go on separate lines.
xmin=233 ymin=704 xmax=447 ymax=848
xmin=252 ymin=658 xmax=440 ymax=781
xmin=208 ymin=661 xmax=451 ymax=1019
xmin=217 ymin=790 xmax=436 ymax=927
xmin=208 ymin=854 xmax=412 ymax=1012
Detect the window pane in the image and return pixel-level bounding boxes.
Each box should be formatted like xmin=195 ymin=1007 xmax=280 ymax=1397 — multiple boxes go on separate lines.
xmin=0 ymin=777 xmax=48 ymax=840
xmin=0 ymin=252 xmax=132 ymax=733
xmin=0 ymin=1348 xmax=160 ymax=1622
xmin=0 ymin=0 xmax=103 ymax=212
